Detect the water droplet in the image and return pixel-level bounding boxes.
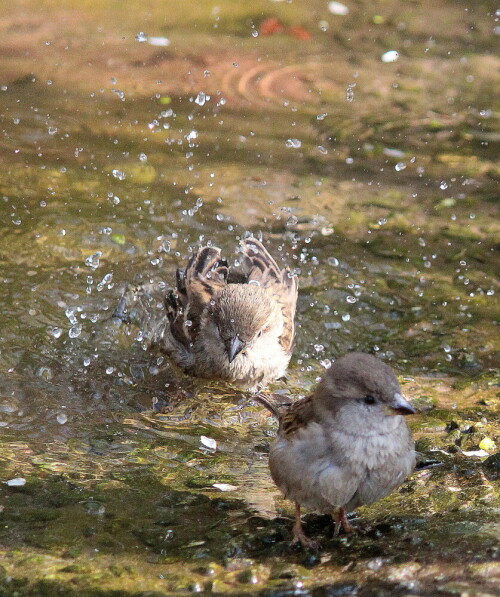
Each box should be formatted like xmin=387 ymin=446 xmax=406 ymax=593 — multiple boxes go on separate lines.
xmin=85 ymin=251 xmax=102 ymax=270
xmin=328 ymin=1 xmax=349 ymax=15
xmin=148 ymin=36 xmax=170 ymax=47
xmin=6 ymin=478 xmax=26 ymax=487
xmin=57 ymin=413 xmax=68 ymax=425
xmin=83 ymin=357 xmax=91 ymax=367
xmin=286 ymin=215 xmax=299 ymax=227
xmin=139 ymin=153 xmax=147 ymax=162
xmin=47 ymin=326 xmax=63 ymax=338
xmin=314 ymin=344 xmax=325 ymax=353
xmin=69 ymin=323 xmax=82 ymax=338
xmin=112 ymin=169 xmax=126 ymax=180
xmin=285 ymin=138 xmax=302 ymax=149
xmin=383 ymin=148 xmax=405 ymax=158
xmin=106 ymin=366 xmax=114 ymax=375
xmin=395 ymin=161 xmax=406 ymax=171
xmin=381 ymin=50 xmax=399 ymax=63
xmin=48 ymin=126 xmax=57 ymax=135
xmin=200 ymin=436 xmax=217 ymax=450
xmin=184 ymin=320 xmax=193 ymax=327
xmin=135 ymin=32 xmax=148 ymax=42
xmin=440 ymin=181 xmax=448 ymax=190
xmin=346 ymin=295 xmax=357 ymax=304
xmin=194 ymin=91 xmax=210 ymax=106
xmin=341 ymin=313 xmax=351 ymax=321
xmin=320 ymin=359 xmax=332 ymax=368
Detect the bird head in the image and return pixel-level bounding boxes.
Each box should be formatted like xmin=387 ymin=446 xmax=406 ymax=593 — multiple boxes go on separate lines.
xmin=206 ymin=284 xmax=283 ymax=363
xmin=314 ymin=353 xmax=416 ymax=429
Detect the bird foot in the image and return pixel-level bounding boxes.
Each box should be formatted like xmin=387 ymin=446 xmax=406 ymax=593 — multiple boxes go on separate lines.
xmin=333 ymin=508 xmax=357 ymax=536
xmin=292 ymin=504 xmax=320 ymax=550
xmin=292 ymin=530 xmax=320 ymax=551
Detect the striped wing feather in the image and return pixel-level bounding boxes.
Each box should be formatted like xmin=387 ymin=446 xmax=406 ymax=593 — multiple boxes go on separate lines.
xmin=240 ymin=238 xmax=298 ymax=355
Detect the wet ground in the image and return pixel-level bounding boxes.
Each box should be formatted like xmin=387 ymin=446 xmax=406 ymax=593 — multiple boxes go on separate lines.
xmin=0 ymin=1 xmax=499 ymax=595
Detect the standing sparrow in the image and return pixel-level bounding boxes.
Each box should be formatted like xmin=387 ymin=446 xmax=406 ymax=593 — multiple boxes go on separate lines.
xmin=257 ymin=353 xmax=416 ymax=548
xmin=160 ymin=238 xmax=298 ymax=389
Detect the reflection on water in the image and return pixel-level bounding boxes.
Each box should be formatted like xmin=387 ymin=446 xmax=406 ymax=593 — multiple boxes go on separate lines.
xmin=0 ymin=0 xmax=498 ymax=594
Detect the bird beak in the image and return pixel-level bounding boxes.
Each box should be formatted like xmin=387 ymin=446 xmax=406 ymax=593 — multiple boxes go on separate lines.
xmin=389 ymin=392 xmax=417 ymax=416
xmin=227 ymin=335 xmax=245 ymax=363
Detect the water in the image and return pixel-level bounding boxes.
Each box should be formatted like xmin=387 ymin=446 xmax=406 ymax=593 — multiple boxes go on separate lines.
xmin=0 ymin=0 xmax=498 ymax=595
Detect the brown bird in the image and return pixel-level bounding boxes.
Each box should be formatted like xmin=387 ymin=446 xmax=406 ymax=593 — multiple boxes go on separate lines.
xmin=257 ymin=353 xmax=416 ymax=549
xmin=160 ymin=238 xmax=298 ymax=390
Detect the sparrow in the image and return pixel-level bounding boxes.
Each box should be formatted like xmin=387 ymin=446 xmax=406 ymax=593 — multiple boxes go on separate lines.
xmin=256 ymin=353 xmax=416 ymax=549
xmin=159 ymin=238 xmax=298 ymax=390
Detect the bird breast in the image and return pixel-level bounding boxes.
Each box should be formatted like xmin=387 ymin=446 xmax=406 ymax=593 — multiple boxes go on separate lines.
xmin=269 ymin=418 xmax=415 ymax=513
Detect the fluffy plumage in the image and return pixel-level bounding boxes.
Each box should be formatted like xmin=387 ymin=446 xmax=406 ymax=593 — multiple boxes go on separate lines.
xmin=257 ymin=353 xmax=416 ymax=548
xmin=161 ymin=238 xmax=298 ymax=389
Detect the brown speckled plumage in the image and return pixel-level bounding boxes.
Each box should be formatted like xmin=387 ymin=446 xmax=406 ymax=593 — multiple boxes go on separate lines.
xmin=161 ymin=238 xmax=298 ymax=389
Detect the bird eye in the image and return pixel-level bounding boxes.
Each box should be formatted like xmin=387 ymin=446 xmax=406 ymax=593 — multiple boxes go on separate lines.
xmin=364 ymin=395 xmax=376 ymax=405
xmin=257 ymin=330 xmax=263 ymax=338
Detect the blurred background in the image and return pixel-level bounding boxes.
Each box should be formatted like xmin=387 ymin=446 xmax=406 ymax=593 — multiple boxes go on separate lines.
xmin=0 ymin=1 xmax=498 ymax=595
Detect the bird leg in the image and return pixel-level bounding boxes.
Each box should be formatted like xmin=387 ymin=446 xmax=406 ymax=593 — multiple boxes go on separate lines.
xmin=292 ymin=503 xmax=319 ymax=550
xmin=332 ymin=507 xmax=355 ymax=536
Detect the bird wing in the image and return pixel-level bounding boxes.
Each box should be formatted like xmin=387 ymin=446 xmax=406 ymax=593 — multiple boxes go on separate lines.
xmin=279 ymin=394 xmax=315 ymax=436
xmin=240 ymin=238 xmax=298 ymax=355
xmin=165 ymin=246 xmax=228 ymax=348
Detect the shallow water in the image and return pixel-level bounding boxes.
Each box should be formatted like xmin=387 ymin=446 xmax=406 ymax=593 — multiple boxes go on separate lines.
xmin=0 ymin=1 xmax=499 ymax=595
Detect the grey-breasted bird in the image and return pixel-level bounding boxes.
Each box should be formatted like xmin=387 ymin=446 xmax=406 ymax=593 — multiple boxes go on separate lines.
xmin=160 ymin=238 xmax=298 ymax=390
xmin=257 ymin=353 xmax=416 ymax=548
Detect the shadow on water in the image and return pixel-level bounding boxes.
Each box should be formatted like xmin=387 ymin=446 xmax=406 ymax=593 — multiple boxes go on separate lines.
xmin=0 ymin=0 xmax=498 ymax=595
